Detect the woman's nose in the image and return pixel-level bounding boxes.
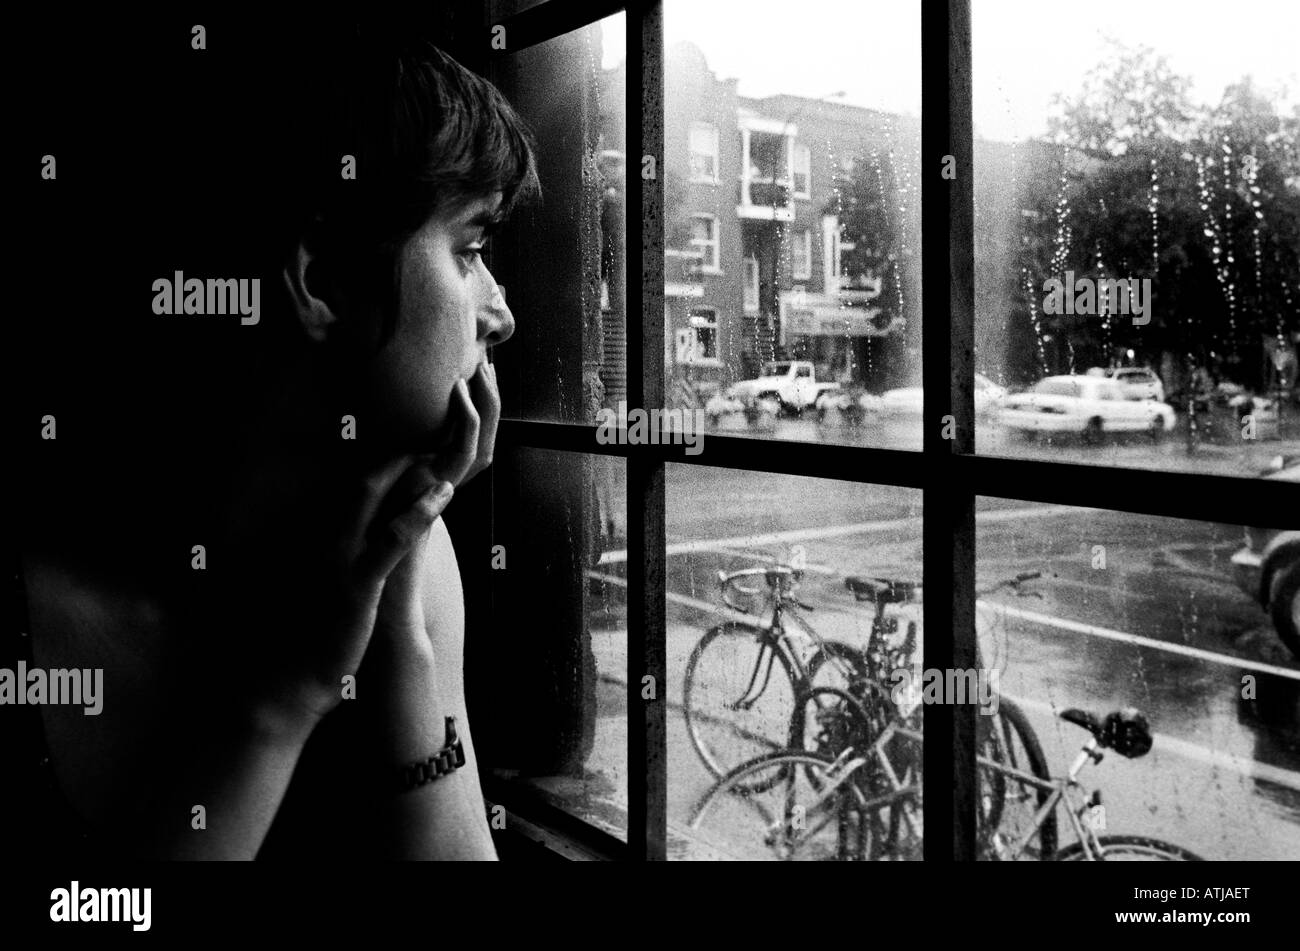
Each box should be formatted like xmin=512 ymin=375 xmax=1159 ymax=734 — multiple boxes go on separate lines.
xmin=479 ymin=280 xmax=514 ymax=346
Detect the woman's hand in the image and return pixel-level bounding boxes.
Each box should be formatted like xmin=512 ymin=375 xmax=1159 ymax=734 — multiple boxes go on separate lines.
xmin=374 ymin=361 xmax=498 ymax=643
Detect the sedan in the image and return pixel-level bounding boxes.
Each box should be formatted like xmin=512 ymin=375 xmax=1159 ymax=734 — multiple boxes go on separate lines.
xmin=1106 ymin=367 xmax=1165 ymax=402
xmin=998 ymin=375 xmax=1177 ymax=442
xmin=878 ymin=373 xmax=1008 ymax=418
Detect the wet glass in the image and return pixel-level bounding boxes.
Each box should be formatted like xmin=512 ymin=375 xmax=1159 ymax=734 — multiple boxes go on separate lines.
xmin=494 ymin=11 xmax=626 ymax=425
xmin=973 ymin=0 xmax=1300 ymax=477
xmin=976 ymin=498 xmax=1300 ymax=860
xmin=483 ymin=448 xmax=628 ymax=841
xmin=652 ymin=0 xmax=922 ymax=448
xmin=659 ymin=464 xmax=924 ymax=860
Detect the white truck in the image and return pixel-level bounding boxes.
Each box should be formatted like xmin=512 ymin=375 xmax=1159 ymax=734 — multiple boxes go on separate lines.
xmin=725 ymin=360 xmax=841 ymax=414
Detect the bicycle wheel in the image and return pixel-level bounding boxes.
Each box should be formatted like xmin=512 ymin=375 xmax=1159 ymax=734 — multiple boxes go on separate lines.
xmin=977 ymin=697 xmax=1057 ymax=860
xmin=687 ymin=750 xmax=901 ymax=861
xmin=683 ymin=622 xmax=799 ymax=783
xmin=787 ymin=685 xmax=923 ymax=860
xmin=1052 ymin=835 xmax=1205 ymax=861
xmin=789 ymin=640 xmax=876 ymax=754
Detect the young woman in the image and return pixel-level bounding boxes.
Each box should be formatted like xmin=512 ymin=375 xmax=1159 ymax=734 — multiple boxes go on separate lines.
xmin=11 ymin=21 xmax=539 ymax=860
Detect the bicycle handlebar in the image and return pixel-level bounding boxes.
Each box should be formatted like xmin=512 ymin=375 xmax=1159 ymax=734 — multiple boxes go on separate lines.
xmin=717 ymin=564 xmax=805 ymax=612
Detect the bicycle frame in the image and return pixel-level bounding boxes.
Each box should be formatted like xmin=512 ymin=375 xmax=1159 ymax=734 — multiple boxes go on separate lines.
xmin=721 ymin=589 xmax=858 ymax=712
xmin=751 ymin=718 xmax=925 ymax=857
xmin=976 ymin=737 xmax=1108 ymax=861
xmin=758 ymin=720 xmax=1113 ymax=862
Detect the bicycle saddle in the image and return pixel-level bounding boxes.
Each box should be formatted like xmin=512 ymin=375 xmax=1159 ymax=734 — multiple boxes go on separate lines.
xmin=1060 ymin=707 xmax=1153 ymax=759
xmin=845 ymin=577 xmax=919 ymax=605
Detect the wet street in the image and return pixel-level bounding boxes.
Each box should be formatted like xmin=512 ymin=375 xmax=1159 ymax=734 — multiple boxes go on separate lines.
xmin=575 ymin=453 xmax=1300 ymax=860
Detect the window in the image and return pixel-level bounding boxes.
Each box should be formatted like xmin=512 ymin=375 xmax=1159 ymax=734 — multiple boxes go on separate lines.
xmin=792 ymin=228 xmax=812 ymax=280
xmin=687 ymin=306 xmax=719 ymax=362
xmin=689 ymin=214 xmax=720 ymax=272
xmin=792 ymin=142 xmax=811 ymax=198
xmin=484 ymin=0 xmax=1296 ymax=866
xmin=689 ymin=122 xmax=719 ymax=183
xmin=973 ymin=0 xmax=1300 ymax=477
xmin=743 ymin=255 xmax=759 ymax=312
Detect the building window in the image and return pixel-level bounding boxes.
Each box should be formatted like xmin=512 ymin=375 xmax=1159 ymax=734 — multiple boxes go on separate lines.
xmin=689 ymin=122 xmax=719 ymax=183
xmin=743 ymin=255 xmax=759 ymax=312
xmin=792 ymin=143 xmax=811 ymax=198
xmin=690 ymin=214 xmax=720 ymax=272
xmin=792 ymin=228 xmax=812 ymax=280
xmin=687 ymin=306 xmax=719 ymax=362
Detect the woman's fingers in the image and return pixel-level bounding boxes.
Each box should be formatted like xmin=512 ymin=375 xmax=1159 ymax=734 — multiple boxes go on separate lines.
xmin=342 ymin=454 xmax=419 ymax=568
xmin=427 ymin=376 xmax=480 ymax=488
xmin=353 ymin=479 xmax=455 ymax=589
xmin=341 ymin=369 xmax=493 ymax=595
xmin=465 ymin=360 xmax=500 ymax=481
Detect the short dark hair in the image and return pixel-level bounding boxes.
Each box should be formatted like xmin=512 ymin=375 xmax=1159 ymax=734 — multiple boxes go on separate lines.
xmin=268 ymin=28 xmax=541 ymax=293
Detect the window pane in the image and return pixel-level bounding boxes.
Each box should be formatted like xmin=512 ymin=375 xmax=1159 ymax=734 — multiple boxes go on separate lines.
xmin=793 ymin=144 xmax=811 ymax=196
xmin=973 ymin=0 xmax=1300 ymax=477
xmin=690 ymin=122 xmax=718 ymax=181
xmin=496 ymin=12 xmax=625 ymax=424
xmin=976 ymin=498 xmax=1300 ymax=860
xmin=482 ymin=448 xmax=628 ymax=841
xmin=654 ymin=0 xmax=923 ymax=448
xmin=661 ymin=465 xmax=925 ymax=860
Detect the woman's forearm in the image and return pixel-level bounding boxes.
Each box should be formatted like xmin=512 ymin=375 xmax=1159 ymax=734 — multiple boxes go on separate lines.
xmin=361 ymin=634 xmax=498 ymax=860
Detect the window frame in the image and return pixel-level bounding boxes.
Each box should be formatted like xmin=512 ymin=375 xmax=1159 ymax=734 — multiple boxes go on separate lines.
xmin=792 ymin=141 xmax=811 ymax=198
xmin=483 ymin=0 xmax=1295 ymax=862
xmin=688 ymin=120 xmax=720 ymax=184
xmin=792 ymin=227 xmax=812 ymax=280
xmin=685 ymin=305 xmax=721 ymax=364
xmin=742 ymin=254 xmax=759 ymax=313
xmin=688 ymin=212 xmax=721 ymax=273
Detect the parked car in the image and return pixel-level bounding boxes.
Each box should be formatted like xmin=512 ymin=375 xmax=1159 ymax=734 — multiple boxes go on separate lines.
xmin=998 ymin=375 xmax=1177 ymax=442
xmin=1231 ymin=455 xmax=1300 ymax=659
xmin=876 ymin=373 xmax=1008 ymax=418
xmin=1105 ymin=367 xmax=1165 ymax=402
xmin=726 ymin=360 xmax=840 ymax=414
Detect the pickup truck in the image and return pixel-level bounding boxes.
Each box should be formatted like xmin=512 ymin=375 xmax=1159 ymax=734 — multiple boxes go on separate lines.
xmin=725 ymin=360 xmax=841 ymax=414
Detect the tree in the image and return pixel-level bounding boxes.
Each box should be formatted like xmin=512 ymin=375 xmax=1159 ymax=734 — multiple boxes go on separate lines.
xmin=1010 ymin=43 xmax=1300 ymax=390
xmin=823 ymin=134 xmax=923 ymax=389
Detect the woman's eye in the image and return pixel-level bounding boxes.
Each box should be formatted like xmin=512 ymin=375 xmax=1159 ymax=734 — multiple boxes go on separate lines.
xmin=458 ymin=242 xmax=488 ymax=269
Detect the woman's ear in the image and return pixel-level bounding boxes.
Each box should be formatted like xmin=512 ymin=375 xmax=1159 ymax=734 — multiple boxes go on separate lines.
xmin=281 ymin=219 xmax=340 ymax=343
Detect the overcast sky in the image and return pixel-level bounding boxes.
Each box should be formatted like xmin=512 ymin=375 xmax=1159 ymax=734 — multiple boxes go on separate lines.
xmin=600 ymin=1 xmax=1299 ymax=142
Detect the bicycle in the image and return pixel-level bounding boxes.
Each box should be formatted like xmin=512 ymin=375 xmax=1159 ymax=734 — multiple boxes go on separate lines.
xmin=686 ymin=695 xmax=1204 ymax=861
xmin=681 ymin=564 xmax=849 ymax=782
xmin=682 ymin=562 xmax=1050 ymax=798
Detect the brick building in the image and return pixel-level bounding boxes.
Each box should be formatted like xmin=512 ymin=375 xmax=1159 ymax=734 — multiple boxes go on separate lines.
xmin=601 ymin=42 xmax=930 ymax=408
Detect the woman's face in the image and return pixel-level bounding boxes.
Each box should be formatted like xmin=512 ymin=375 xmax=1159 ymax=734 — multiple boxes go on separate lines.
xmin=362 ymin=191 xmax=514 ymax=452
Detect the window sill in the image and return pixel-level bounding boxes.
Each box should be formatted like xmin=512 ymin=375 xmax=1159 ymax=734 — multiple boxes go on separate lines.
xmin=698 ymin=267 xmax=723 ymax=276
